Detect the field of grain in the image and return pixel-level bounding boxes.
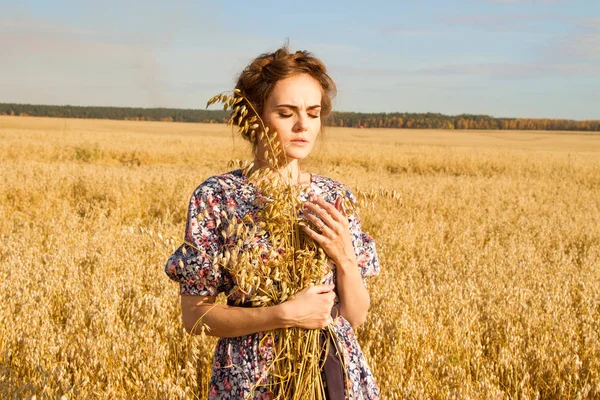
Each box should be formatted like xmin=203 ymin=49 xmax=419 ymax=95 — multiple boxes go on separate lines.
xmin=1 ymin=116 xmax=599 ymax=399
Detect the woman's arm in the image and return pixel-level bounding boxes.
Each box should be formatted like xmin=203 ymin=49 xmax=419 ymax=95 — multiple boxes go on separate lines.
xmin=333 ymin=258 xmax=371 ymax=328
xmin=302 ymin=195 xmax=371 ymax=329
xmin=181 ymin=283 xmax=337 ymax=337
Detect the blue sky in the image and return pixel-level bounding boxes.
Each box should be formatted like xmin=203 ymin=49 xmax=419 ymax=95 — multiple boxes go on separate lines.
xmin=1 ymin=0 xmax=598 ymax=119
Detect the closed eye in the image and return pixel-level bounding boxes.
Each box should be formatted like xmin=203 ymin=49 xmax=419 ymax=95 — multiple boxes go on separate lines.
xmin=277 ymin=111 xmax=319 ymax=119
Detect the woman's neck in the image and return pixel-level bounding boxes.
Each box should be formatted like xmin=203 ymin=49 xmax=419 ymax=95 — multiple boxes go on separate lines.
xmin=251 ymin=158 xmax=306 ymax=185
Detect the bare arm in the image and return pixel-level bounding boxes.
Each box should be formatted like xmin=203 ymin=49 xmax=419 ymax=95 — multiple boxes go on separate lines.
xmin=302 ymin=195 xmax=371 ymax=329
xmin=181 ymin=283 xmax=336 ymax=337
xmin=333 ymin=258 xmax=370 ymax=328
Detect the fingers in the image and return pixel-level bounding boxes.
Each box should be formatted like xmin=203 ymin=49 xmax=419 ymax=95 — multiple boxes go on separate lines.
xmin=301 ymin=223 xmax=327 ymax=243
xmin=303 ymin=203 xmax=336 ymax=232
xmin=321 ymin=292 xmax=336 ymax=327
xmin=298 ymin=283 xmax=334 ymax=295
xmin=305 ymin=193 xmax=345 ymax=224
xmin=314 ymin=314 xmax=333 ymax=329
xmin=306 ymin=284 xmax=336 ymax=308
xmin=323 ymin=288 xmax=336 ymax=312
xmin=303 ymin=209 xmax=332 ymax=234
xmin=327 ymin=290 xmax=337 ymax=305
xmin=293 ymin=284 xmax=336 ymax=329
xmin=310 ymin=283 xmax=335 ymax=294
xmin=335 ymin=197 xmax=347 ymax=216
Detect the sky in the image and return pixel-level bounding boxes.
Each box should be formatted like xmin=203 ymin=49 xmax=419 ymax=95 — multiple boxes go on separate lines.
xmin=1 ymin=0 xmax=599 ymax=120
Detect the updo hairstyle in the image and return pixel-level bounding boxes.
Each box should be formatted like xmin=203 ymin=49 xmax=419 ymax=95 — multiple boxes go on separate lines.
xmin=234 ymin=46 xmax=336 ymax=145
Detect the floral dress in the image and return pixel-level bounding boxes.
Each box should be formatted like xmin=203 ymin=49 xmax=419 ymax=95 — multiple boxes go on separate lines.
xmin=165 ymin=169 xmax=381 ymax=399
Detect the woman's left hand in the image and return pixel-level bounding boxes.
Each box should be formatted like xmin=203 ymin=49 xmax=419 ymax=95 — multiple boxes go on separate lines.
xmin=301 ymin=193 xmax=357 ymax=268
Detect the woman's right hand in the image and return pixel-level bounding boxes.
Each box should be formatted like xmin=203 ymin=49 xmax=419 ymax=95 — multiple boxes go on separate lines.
xmin=280 ymin=284 xmax=336 ymax=329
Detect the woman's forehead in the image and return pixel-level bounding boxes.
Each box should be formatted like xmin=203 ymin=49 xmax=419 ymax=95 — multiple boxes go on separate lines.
xmin=267 ymin=74 xmax=322 ymax=106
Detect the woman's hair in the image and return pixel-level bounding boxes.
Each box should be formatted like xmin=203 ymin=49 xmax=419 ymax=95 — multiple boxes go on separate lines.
xmin=234 ymin=45 xmax=336 ymax=144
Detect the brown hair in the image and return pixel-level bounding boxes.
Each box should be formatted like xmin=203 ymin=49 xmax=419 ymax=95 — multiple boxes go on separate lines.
xmin=234 ymin=45 xmax=336 ymax=143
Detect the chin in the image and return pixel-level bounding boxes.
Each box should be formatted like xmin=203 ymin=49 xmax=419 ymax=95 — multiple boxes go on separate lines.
xmin=284 ymin=151 xmax=311 ymax=161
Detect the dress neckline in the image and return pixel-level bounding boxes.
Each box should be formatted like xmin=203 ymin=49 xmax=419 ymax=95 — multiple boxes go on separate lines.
xmin=235 ymin=168 xmax=316 ymax=189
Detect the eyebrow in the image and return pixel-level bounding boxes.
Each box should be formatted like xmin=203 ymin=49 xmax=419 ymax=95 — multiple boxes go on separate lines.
xmin=274 ymin=104 xmax=321 ymax=110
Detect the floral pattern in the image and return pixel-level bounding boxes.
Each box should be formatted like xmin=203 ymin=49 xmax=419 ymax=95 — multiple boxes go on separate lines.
xmin=165 ymin=169 xmax=381 ymax=399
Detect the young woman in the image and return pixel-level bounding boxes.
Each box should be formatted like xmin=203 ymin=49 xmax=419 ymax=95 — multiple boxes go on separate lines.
xmin=165 ymin=46 xmax=380 ymax=399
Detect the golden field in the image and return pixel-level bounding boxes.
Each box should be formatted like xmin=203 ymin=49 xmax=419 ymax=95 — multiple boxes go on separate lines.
xmin=1 ymin=116 xmax=599 ymax=399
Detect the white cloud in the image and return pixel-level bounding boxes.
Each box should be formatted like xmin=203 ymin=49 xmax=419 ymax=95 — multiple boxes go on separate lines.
xmin=0 ymin=13 xmax=274 ymax=107
xmin=536 ymin=16 xmax=600 ymax=62
xmin=436 ymin=12 xmax=599 ymax=79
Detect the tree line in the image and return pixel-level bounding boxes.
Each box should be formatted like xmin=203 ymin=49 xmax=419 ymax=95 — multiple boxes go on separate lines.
xmin=1 ymin=103 xmax=598 ymax=132
xmin=0 ymin=103 xmax=228 ymax=123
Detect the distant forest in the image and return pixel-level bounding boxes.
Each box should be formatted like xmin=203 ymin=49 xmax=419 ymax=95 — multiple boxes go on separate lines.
xmin=1 ymin=103 xmax=599 ymax=132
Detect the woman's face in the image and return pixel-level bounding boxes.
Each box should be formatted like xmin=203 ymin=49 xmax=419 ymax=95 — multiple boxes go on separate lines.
xmin=259 ymin=73 xmax=322 ymax=163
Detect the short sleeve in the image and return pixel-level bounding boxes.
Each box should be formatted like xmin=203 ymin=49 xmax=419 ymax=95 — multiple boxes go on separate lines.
xmin=345 ymin=189 xmax=381 ymax=280
xmin=164 ymin=179 xmax=232 ymax=296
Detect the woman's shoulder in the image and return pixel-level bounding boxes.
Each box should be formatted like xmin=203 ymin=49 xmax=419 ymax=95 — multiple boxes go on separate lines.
xmin=310 ymin=173 xmax=357 ymax=203
xmin=190 ymin=169 xmax=246 ymax=200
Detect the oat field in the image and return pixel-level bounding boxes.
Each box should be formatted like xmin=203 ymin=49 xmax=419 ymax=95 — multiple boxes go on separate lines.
xmin=1 ymin=116 xmax=599 ymax=399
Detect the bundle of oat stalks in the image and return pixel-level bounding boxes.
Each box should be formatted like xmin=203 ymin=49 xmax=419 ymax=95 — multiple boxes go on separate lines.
xmin=203 ymin=91 xmax=353 ymax=398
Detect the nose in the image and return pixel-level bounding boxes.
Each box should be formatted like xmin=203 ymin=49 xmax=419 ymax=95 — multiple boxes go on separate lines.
xmin=294 ymin=113 xmax=309 ymax=132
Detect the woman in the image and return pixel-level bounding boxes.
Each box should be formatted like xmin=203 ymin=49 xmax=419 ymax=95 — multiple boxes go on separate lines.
xmin=165 ymin=46 xmax=380 ymax=399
